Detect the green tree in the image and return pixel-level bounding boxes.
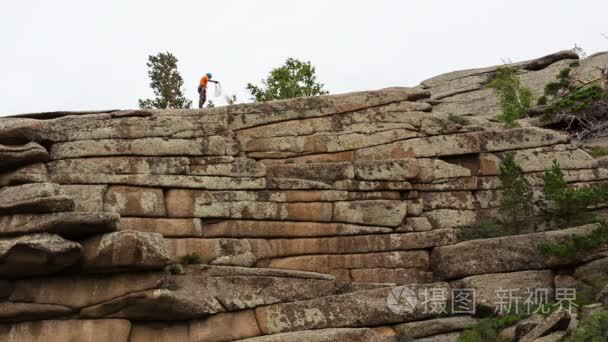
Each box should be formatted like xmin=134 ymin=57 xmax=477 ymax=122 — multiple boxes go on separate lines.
xmin=543 ymin=159 xmax=608 ymax=225
xmin=246 ymin=58 xmax=328 ymax=102
xmin=498 ymin=153 xmax=534 ymax=231
xmin=487 ymin=67 xmax=534 ymax=128
xmin=139 ymin=52 xmax=192 ymax=109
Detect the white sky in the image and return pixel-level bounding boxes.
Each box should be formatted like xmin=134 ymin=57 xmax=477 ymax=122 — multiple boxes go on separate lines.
xmin=1 ymin=0 xmax=607 ymax=116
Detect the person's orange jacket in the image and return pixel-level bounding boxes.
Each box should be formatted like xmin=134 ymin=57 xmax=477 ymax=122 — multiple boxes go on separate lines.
xmin=199 ymin=75 xmax=209 ymax=88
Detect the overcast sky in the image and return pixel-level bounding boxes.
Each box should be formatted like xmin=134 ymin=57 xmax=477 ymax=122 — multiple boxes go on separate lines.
xmin=1 ymin=0 xmax=607 ymax=116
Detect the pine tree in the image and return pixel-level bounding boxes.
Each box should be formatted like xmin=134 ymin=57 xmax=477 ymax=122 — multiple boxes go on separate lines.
xmin=499 ymin=153 xmax=533 ymax=231
xmin=139 ymin=52 xmax=192 ymax=109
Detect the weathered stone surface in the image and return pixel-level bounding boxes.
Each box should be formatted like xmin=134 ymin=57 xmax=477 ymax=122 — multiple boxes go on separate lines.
xmin=353 ymin=159 xmax=419 ymax=180
xmin=0 ymin=233 xmax=81 ymax=278
xmin=0 ymin=113 xmax=226 ymax=142
xmin=238 ymin=327 xmax=397 ymax=342
xmin=520 ymin=309 xmax=571 ymax=342
xmin=333 ymin=179 xmax=413 ymax=191
xmin=81 ymin=230 xmax=169 ymax=271
xmin=47 ymin=157 xmax=191 ymax=175
xmin=450 ymin=270 xmax=554 ymax=313
xmin=421 ymin=191 xmax=475 ymax=210
xmin=496 ymin=146 xmax=596 ymax=173
xmin=266 ymin=177 xmax=333 ymax=189
xmin=403 ymin=217 xmax=433 ymax=232
xmin=0 ymin=142 xmax=48 ymax=171
xmin=392 ymin=316 xmax=478 ymax=339
xmin=0 ymin=182 xmax=74 ymax=214
xmin=80 ymin=267 xmax=343 ymax=319
xmin=0 ymin=319 xmax=132 ymax=342
xmin=0 ymin=302 xmax=72 ymax=322
xmin=431 ymin=224 xmax=604 ymax=279
xmin=500 ymin=314 xmax=544 ymax=341
xmin=261 ymin=151 xmax=356 ymax=165
xmin=267 ymin=162 xmax=354 ymax=182
xmin=478 ymin=128 xmax=569 ymax=152
xmin=129 ymin=310 xmax=262 ymax=342
xmin=249 ymin=230 xmax=458 ymax=259
xmin=416 ymin=159 xmax=472 ymax=182
xmin=424 ymin=209 xmax=477 ymax=229
xmin=355 ymin=133 xmax=482 ymax=160
xmin=104 ymin=186 xmax=166 ymax=217
xmin=165 ymin=190 xmax=288 ymax=217
xmin=182 ymin=201 xmax=333 ymax=222
xmin=574 ymin=257 xmax=608 ymax=287
xmin=49 ymin=172 xmax=266 ymax=190
xmin=118 ymin=217 xmax=203 ymax=237
xmin=228 ymin=87 xmax=430 ymax=130
xmin=333 ymin=200 xmax=407 ymax=227
xmin=257 ymin=251 xmax=429 ymax=274
xmin=0 ymin=163 xmax=47 ymax=187
xmin=245 ymin=129 xmax=421 ymax=158
xmin=9 ymin=272 xmax=164 ymax=308
xmin=0 ymin=212 xmax=118 ymax=238
xmin=166 ymin=238 xmax=255 ymax=266
xmin=235 ymin=101 xmax=435 ymax=141
xmin=254 ymin=283 xmax=448 ymax=334
xmin=349 ymin=268 xmax=434 ymax=284
xmin=190 ymin=158 xmax=266 ymax=177
xmin=50 ymin=136 xmax=231 ymax=159
xmin=60 ymin=184 xmax=106 ymax=212
xmin=203 ymin=220 xmax=392 ymax=238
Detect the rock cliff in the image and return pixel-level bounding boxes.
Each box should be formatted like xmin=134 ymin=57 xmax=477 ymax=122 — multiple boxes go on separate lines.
xmin=1 ymin=51 xmax=608 ymax=341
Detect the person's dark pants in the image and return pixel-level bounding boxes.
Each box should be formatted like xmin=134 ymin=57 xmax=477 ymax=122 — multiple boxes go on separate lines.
xmin=198 ymin=88 xmax=207 ymax=109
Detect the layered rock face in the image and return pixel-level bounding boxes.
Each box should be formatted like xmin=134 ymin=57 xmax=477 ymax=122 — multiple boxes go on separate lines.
xmin=1 ymin=53 xmax=608 ymax=341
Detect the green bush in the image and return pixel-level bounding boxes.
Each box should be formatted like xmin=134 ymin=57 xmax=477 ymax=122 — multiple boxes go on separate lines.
xmin=498 ymin=154 xmax=534 ymax=231
xmin=540 ymin=221 xmax=608 ymax=259
xmin=448 ymin=113 xmax=470 ymax=126
xmin=168 ymin=263 xmax=184 ymax=275
xmin=543 ymin=160 xmax=608 ymax=224
xmin=543 ymin=67 xmax=572 ymax=99
xmin=563 ymin=309 xmax=608 ymax=341
xmin=545 ymin=85 xmax=608 ymax=114
xmin=179 ymin=253 xmax=202 ymax=265
xmin=487 ymin=67 xmax=534 ymax=128
xmin=457 ymin=314 xmax=526 ymax=342
xmin=536 ymin=95 xmax=548 ymax=106
xmin=460 ymin=221 xmax=509 ymax=241
xmin=590 ymin=146 xmax=608 ymax=158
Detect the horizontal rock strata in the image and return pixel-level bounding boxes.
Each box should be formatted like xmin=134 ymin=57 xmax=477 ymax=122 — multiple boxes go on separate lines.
xmin=2 ymin=52 xmax=608 ymax=341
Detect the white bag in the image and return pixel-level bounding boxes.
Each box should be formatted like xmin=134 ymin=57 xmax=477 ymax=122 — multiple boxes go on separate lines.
xmin=214 ymin=83 xmax=222 ymax=97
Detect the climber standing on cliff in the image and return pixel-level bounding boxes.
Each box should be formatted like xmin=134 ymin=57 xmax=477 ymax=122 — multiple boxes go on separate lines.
xmin=198 ymin=73 xmax=220 ymax=108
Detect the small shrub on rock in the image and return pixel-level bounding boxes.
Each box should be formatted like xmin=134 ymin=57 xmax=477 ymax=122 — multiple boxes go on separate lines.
xmin=457 ymin=313 xmax=525 ymax=342
xmin=448 ymin=113 xmax=470 ymax=126
xmin=179 ymin=253 xmax=202 ymax=265
xmin=540 ymin=222 xmax=608 ymax=259
xmin=563 ymin=309 xmax=608 ymax=341
xmin=167 ymin=263 xmax=185 ymax=275
xmin=460 ymin=221 xmax=508 ymax=241
xmin=487 ymin=67 xmax=534 ymax=128
xmin=543 ymin=160 xmax=608 ymax=225
xmin=590 ymin=146 xmax=608 ymax=158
